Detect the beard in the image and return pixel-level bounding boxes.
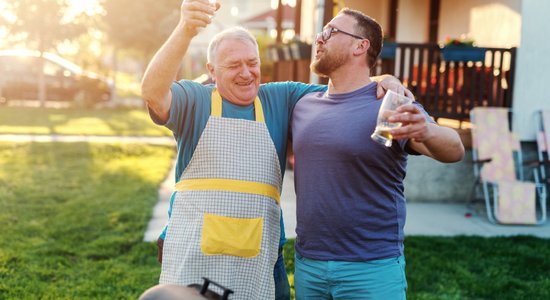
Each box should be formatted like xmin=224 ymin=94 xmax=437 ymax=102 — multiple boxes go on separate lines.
xmin=310 ymin=48 xmax=348 ymax=77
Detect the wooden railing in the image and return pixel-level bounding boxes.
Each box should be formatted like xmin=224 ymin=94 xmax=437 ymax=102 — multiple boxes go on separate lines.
xmin=374 ymin=43 xmax=517 ymax=121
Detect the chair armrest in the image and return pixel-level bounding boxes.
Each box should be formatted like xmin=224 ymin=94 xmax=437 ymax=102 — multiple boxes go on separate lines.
xmin=473 ymin=158 xmax=492 ymax=165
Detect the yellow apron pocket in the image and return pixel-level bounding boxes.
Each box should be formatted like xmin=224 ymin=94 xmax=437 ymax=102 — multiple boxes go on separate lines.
xmin=201 ymin=213 xmax=263 ymax=258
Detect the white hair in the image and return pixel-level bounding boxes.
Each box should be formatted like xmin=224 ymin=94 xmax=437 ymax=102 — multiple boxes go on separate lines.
xmin=207 ymin=26 xmax=259 ymax=64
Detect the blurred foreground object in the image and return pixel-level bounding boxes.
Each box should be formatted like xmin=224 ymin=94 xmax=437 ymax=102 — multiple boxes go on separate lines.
xmin=139 ymin=278 xmax=233 ymax=300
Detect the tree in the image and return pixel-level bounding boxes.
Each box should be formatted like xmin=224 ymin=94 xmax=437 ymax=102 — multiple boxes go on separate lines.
xmin=0 ymin=0 xmax=86 ymax=106
xmin=100 ymin=0 xmax=180 ymax=69
xmin=98 ymin=0 xmax=180 ymax=99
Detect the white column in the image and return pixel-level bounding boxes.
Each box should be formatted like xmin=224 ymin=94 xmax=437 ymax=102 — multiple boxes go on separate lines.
xmin=308 ymin=0 xmax=325 ymax=84
xmin=512 ymin=0 xmax=550 ymax=140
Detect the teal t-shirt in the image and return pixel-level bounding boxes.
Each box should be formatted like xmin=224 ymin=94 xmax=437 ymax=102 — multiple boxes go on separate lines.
xmin=158 ymin=80 xmax=326 ymax=248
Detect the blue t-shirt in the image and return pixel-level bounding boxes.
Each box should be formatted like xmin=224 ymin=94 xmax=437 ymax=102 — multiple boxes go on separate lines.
xmin=291 ymin=82 xmax=432 ymax=261
xmin=157 ymin=80 xmax=326 ymax=248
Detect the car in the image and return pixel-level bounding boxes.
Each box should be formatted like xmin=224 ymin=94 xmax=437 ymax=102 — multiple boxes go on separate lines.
xmin=0 ymin=49 xmax=112 ymax=105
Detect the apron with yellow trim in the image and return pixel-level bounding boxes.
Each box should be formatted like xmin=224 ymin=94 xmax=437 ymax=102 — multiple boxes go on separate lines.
xmin=160 ymin=90 xmax=282 ymax=300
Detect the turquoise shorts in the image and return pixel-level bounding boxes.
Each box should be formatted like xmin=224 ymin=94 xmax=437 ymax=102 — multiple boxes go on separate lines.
xmin=294 ymin=253 xmax=407 ymax=300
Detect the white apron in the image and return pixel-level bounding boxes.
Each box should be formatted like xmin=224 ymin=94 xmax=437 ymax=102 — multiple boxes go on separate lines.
xmin=160 ymin=89 xmax=282 ymax=300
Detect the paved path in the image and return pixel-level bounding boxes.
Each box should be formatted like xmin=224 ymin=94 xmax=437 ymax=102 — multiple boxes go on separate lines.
xmin=145 ymin=167 xmax=550 ymax=241
xmin=281 ymin=170 xmax=550 ymax=239
xmin=0 ymin=134 xmax=174 ymax=145
xmin=5 ymin=134 xmax=547 ymax=240
xmin=143 ymin=160 xmax=176 ymax=242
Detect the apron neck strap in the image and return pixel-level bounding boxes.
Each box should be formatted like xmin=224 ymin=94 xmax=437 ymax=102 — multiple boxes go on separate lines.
xmin=211 ymin=89 xmax=265 ymax=123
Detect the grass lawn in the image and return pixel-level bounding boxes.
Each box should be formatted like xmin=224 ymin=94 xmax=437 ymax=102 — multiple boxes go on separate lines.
xmin=0 ymin=142 xmax=174 ymax=299
xmin=1 ymin=143 xmax=549 ymax=299
xmin=283 ymin=237 xmax=550 ymax=300
xmin=0 ymin=107 xmax=171 ymax=136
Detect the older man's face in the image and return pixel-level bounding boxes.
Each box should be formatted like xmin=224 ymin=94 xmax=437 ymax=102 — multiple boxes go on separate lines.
xmin=208 ymin=39 xmax=261 ymax=106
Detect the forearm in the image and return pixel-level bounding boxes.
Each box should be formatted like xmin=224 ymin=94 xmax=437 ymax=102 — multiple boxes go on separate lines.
xmin=141 ymin=22 xmax=192 ymax=122
xmin=410 ymin=124 xmax=465 ymax=163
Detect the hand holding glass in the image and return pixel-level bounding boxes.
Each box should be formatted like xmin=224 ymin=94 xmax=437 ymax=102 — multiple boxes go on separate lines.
xmin=371 ymin=90 xmax=414 ymax=147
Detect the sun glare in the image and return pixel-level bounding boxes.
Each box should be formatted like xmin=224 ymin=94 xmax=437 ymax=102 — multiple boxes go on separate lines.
xmin=68 ymin=0 xmax=100 ymax=15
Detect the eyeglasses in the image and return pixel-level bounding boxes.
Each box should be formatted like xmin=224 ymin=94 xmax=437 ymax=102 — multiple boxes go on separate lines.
xmin=316 ymin=27 xmax=366 ymax=42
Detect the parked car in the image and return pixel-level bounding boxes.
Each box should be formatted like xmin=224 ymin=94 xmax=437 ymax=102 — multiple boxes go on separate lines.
xmin=0 ymin=50 xmax=112 ymax=105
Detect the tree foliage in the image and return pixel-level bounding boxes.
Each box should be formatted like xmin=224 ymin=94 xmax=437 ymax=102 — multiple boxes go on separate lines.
xmin=0 ymin=0 xmax=86 ymax=52
xmin=100 ymin=0 xmax=181 ymax=61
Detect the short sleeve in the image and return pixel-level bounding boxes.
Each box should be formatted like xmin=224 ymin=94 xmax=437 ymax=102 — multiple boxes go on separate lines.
xmin=286 ymin=82 xmax=326 ymax=109
xmin=260 ymin=82 xmax=326 ymax=111
xmin=164 ymin=80 xmax=211 ymax=139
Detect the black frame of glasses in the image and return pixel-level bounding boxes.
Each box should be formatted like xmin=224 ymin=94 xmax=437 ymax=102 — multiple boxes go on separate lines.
xmin=317 ymin=27 xmax=366 ymax=42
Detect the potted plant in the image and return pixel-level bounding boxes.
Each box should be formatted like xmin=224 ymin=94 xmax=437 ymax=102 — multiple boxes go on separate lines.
xmin=441 ymin=35 xmax=485 ymax=62
xmin=380 ymin=37 xmax=397 ymax=59
xmin=289 ymin=39 xmax=312 ymax=60
xmin=267 ymin=44 xmax=291 ymax=62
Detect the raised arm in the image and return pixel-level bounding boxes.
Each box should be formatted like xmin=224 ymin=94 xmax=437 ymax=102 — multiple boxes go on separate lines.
xmin=141 ymin=0 xmax=218 ymax=124
xmin=389 ymin=104 xmax=465 ymax=163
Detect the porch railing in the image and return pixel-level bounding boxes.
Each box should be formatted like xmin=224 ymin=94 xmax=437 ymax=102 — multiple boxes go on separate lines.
xmin=374 ymin=43 xmax=517 ymax=121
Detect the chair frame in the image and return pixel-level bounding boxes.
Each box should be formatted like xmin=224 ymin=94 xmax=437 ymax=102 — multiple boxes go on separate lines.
xmin=535 ymin=110 xmax=550 ymax=188
xmin=471 ymin=107 xmax=547 ymax=225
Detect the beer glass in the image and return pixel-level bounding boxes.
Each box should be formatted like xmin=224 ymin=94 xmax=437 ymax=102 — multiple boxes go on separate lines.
xmin=370 ymin=90 xmax=414 ymax=147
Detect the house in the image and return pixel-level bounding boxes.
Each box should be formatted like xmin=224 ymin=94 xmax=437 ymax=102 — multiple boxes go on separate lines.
xmin=272 ymin=0 xmax=549 ymax=141
xmin=267 ymin=0 xmax=550 ymax=202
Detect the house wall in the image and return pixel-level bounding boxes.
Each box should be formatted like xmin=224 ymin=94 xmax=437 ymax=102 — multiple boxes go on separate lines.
xmin=512 ymin=0 xmax=550 ymax=140
xmin=299 ymin=0 xmax=390 ymax=43
xmin=337 ymin=0 xmax=390 ymax=32
xmin=299 ymin=0 xmax=318 ymax=43
xmin=439 ymin=0 xmax=521 ymax=47
xmin=184 ymin=0 xmax=273 ymax=78
xmin=396 ymin=0 xmax=430 ymax=43
xmin=404 ymin=152 xmax=475 ymax=203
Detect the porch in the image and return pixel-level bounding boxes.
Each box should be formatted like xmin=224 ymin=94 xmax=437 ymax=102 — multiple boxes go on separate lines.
xmin=270 ymin=42 xmax=517 ymax=123
xmin=270 ymin=43 xmax=518 ymax=203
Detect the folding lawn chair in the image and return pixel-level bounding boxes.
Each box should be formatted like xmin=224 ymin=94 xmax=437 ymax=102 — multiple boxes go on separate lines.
xmin=470 ymin=107 xmax=547 ymax=225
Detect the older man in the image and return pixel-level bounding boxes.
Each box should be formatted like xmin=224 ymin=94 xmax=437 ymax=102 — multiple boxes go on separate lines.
xmin=141 ymin=1 xmax=405 ymax=299
xmin=291 ymin=8 xmax=465 ymax=300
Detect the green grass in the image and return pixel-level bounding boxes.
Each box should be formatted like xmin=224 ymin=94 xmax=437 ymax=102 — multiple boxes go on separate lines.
xmin=405 ymin=236 xmax=550 ymax=300
xmin=1 ymin=142 xmax=549 ymax=299
xmin=0 ymin=142 xmax=174 ymax=299
xmin=0 ymin=107 xmax=171 ymax=136
xmin=283 ymin=237 xmax=550 ymax=300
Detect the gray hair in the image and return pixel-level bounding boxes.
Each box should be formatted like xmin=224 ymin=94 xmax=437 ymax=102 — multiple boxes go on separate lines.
xmin=207 ymin=26 xmax=259 ymax=64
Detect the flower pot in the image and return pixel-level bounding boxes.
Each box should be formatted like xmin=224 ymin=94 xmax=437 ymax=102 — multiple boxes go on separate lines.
xmin=289 ymin=42 xmax=311 ymax=60
xmin=268 ymin=46 xmax=281 ymax=62
xmin=442 ymin=46 xmax=486 ymax=62
xmin=380 ymin=43 xmax=397 ymax=59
